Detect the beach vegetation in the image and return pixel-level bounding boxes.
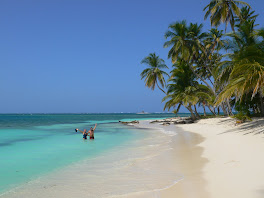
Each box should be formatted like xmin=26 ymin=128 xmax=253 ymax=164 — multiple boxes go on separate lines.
xmin=232 ymin=112 xmax=252 ymax=123
xmin=140 ymin=0 xmax=264 ymax=119
xmin=204 ymin=0 xmax=250 ymax=31
xmin=140 ymin=53 xmax=169 ymax=94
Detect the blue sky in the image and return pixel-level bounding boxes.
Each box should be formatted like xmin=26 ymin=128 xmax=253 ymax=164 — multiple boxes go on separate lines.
xmin=0 ymin=0 xmax=263 ymax=113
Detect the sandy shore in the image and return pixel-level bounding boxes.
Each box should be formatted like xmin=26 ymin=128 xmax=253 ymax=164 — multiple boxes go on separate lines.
xmin=147 ymin=117 xmax=264 ymax=198
xmin=127 ymin=121 xmax=210 ymax=198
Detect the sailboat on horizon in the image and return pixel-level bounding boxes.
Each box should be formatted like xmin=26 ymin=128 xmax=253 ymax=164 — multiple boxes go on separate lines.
xmin=136 ymin=110 xmax=150 ymax=114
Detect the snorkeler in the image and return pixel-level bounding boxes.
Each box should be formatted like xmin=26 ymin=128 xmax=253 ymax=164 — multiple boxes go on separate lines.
xmin=75 ymin=124 xmax=97 ymax=140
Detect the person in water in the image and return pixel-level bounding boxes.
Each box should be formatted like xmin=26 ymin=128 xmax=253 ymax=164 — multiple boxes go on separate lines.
xmin=76 ymin=124 xmax=97 ymax=140
xmin=88 ymin=124 xmax=97 ymax=139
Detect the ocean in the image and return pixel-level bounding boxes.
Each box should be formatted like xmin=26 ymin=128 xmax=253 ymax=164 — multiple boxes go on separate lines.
xmin=0 ymin=113 xmax=182 ymax=195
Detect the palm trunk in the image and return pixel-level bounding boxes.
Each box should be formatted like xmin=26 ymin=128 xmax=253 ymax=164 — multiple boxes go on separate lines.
xmin=194 ymin=105 xmax=201 ymax=118
xmin=221 ymin=103 xmax=228 ymax=116
xmin=217 ymin=106 xmax=220 ymax=115
xmin=226 ymin=100 xmax=233 ymax=116
xmin=207 ymin=105 xmax=216 ymax=116
xmin=186 ymin=105 xmax=196 ymax=121
xmin=175 ymin=103 xmax=182 ymax=114
xmin=156 ymin=80 xmax=166 ymax=94
xmin=203 ymin=103 xmax=207 ymax=116
xmin=189 ymin=64 xmax=215 ymax=94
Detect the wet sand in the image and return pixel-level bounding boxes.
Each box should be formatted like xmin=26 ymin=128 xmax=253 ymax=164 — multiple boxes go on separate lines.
xmin=127 ymin=121 xmax=209 ymax=198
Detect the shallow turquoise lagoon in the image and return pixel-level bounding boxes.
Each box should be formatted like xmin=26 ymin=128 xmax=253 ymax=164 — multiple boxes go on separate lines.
xmin=0 ymin=113 xmax=179 ymax=194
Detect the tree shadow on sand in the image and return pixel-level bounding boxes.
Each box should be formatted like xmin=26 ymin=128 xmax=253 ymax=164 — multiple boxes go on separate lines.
xmin=217 ymin=118 xmax=264 ymax=136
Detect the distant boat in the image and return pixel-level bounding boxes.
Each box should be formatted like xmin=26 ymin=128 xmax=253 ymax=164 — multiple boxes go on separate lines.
xmin=136 ymin=111 xmax=150 ymax=114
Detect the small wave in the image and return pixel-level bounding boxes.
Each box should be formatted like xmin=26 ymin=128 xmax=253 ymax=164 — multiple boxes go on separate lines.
xmin=106 ymin=176 xmax=184 ymax=198
xmin=158 ymin=129 xmax=178 ymax=136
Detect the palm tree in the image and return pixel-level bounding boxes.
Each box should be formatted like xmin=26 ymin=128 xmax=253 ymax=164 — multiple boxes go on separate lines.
xmin=235 ymin=6 xmax=259 ymax=26
xmin=163 ymin=59 xmax=198 ymax=119
xmin=163 ymin=60 xmax=196 ymax=107
xmin=140 ymin=53 xmax=169 ymax=94
xmin=164 ymin=21 xmax=214 ymax=92
xmin=215 ymin=20 xmax=264 ymax=116
xmin=164 ymin=21 xmax=207 ymax=63
xmin=163 ymin=20 xmax=191 ymax=63
xmin=204 ymin=0 xmax=250 ymax=31
xmin=204 ymin=28 xmax=226 ymax=53
xmin=196 ymin=84 xmax=217 ymax=115
xmin=163 ymin=86 xmax=199 ymax=120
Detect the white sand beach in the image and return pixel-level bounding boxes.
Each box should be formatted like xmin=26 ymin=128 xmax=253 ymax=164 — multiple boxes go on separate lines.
xmin=140 ymin=117 xmax=264 ymax=198
xmin=174 ymin=117 xmax=264 ymax=198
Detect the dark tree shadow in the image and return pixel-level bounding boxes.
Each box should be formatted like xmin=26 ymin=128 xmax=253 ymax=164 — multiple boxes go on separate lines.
xmin=218 ymin=118 xmax=264 ymax=136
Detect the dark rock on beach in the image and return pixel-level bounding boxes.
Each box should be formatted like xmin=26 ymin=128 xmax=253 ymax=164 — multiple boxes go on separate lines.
xmin=119 ymin=120 xmax=139 ymax=125
xmin=149 ymin=117 xmax=194 ymax=125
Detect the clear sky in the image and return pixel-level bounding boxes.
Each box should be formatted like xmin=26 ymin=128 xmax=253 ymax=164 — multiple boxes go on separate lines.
xmin=0 ymin=0 xmax=263 ymax=113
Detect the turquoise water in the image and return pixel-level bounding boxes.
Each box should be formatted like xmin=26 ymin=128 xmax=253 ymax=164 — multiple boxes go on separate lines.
xmin=0 ymin=113 xmax=182 ymax=194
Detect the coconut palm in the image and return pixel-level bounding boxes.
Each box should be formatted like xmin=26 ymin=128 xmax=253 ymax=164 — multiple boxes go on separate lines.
xmin=204 ymin=0 xmax=250 ymax=31
xmin=164 ymin=21 xmax=215 ymax=92
xmin=216 ymin=46 xmax=264 ymax=104
xmin=140 ymin=53 xmax=169 ymax=94
xmin=235 ymin=6 xmax=259 ymax=26
xmin=215 ymin=19 xmax=264 ymax=115
xmin=163 ymin=86 xmax=199 ymax=120
xmin=162 ymin=59 xmax=198 ymax=119
xmin=164 ymin=21 xmax=207 ymax=63
xmin=196 ymin=84 xmax=217 ymax=115
xmin=163 ymin=20 xmax=191 ymax=63
xmin=162 ymin=60 xmax=220 ymax=119
xmin=204 ymin=28 xmax=226 ymax=53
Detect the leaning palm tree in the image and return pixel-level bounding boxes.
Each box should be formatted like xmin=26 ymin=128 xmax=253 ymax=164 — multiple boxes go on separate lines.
xmin=162 ymin=60 xmax=200 ymax=120
xmin=204 ymin=0 xmax=250 ymax=31
xmin=140 ymin=53 xmax=169 ymax=94
xmin=163 ymin=86 xmax=199 ymax=120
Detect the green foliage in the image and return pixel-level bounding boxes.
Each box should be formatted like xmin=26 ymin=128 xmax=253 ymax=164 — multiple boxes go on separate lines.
xmin=140 ymin=53 xmax=169 ymax=94
xmin=164 ymin=21 xmax=207 ymax=63
xmin=201 ymin=115 xmax=225 ymax=119
xmin=162 ymin=59 xmax=197 ymax=111
xmin=204 ymin=0 xmax=250 ymax=31
xmin=140 ymin=1 xmax=264 ymax=118
xmin=215 ymin=19 xmax=264 ymax=108
xmin=232 ymin=112 xmax=252 ymax=122
xmin=172 ymin=109 xmax=178 ymax=115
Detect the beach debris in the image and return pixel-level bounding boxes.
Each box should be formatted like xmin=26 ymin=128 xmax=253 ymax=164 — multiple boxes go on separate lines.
xmin=162 ymin=122 xmax=171 ymax=125
xmin=149 ymin=117 xmax=194 ymax=125
xmin=150 ymin=120 xmax=160 ymax=124
xmin=119 ymin=120 xmax=139 ymax=125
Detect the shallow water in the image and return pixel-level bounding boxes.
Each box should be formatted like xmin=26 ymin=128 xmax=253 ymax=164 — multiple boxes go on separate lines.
xmin=1 ymin=123 xmax=183 ymax=198
xmin=0 ymin=114 xmax=179 ymax=194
